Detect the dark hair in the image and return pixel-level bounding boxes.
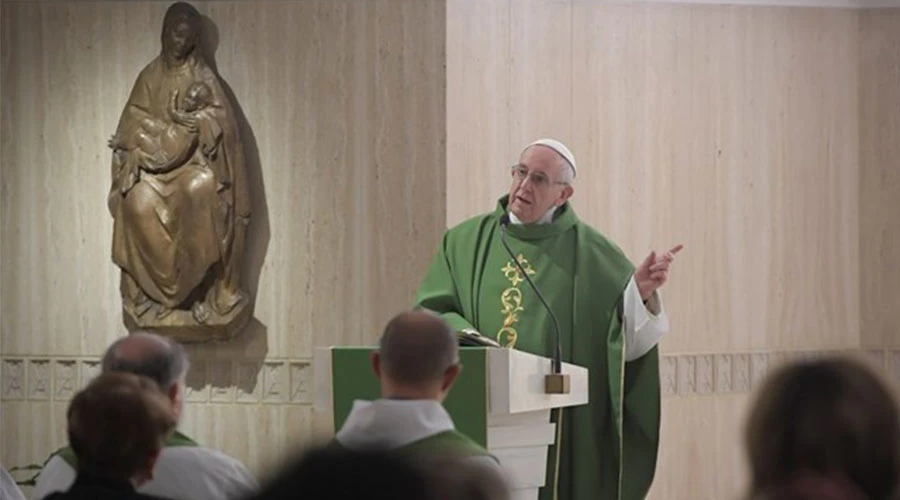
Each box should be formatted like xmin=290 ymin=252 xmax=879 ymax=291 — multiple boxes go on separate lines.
xmin=254 ymin=445 xmax=430 ymax=500
xmin=424 ymin=455 xmax=510 ymax=500
xmin=745 ymin=357 xmax=900 ymax=500
xmin=379 ymin=310 xmax=459 ymax=386
xmin=101 ymin=333 xmax=188 ymax=390
xmin=68 ymin=372 xmax=176 ymax=480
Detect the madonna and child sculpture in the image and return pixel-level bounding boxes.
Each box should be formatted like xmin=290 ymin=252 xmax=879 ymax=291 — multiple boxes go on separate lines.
xmin=108 ymin=2 xmax=252 ymax=342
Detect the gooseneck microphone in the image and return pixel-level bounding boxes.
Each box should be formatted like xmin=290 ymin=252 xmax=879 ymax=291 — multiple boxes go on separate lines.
xmin=498 ymin=214 xmax=569 ymax=394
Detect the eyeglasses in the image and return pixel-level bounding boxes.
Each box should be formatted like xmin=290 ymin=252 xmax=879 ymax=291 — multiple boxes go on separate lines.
xmin=510 ymin=164 xmax=569 ymax=188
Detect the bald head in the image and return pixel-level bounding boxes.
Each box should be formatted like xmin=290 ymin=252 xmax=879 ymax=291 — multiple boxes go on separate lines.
xmin=101 ymin=332 xmax=188 ymax=391
xmin=378 ymin=310 xmax=459 ymax=387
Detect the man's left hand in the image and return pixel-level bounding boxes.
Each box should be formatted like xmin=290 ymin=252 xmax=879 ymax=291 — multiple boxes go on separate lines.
xmin=635 ymin=245 xmax=683 ymax=301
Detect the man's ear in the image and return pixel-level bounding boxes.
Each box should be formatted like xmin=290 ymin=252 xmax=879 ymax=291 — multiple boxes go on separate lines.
xmin=441 ymin=363 xmax=462 ymax=393
xmin=371 ymin=351 xmax=382 ymax=378
xmin=557 ymin=184 xmax=575 ymax=207
xmin=167 ymin=381 xmax=184 ymax=420
xmin=167 ymin=382 xmax=181 ymax=406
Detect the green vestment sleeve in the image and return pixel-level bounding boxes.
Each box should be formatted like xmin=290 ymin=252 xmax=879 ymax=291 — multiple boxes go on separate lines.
xmin=414 ymin=225 xmax=481 ymax=333
xmin=570 ymin=224 xmax=661 ymax=500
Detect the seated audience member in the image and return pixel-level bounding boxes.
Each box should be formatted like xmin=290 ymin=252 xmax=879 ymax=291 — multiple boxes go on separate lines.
xmin=1 ymin=464 xmax=27 ymax=500
xmin=34 ymin=332 xmax=258 ymax=500
xmin=43 ymin=372 xmax=176 ymax=500
xmin=332 ymin=310 xmax=501 ymax=472
xmin=252 ymin=445 xmax=431 ymax=500
xmin=744 ymin=357 xmax=900 ymax=500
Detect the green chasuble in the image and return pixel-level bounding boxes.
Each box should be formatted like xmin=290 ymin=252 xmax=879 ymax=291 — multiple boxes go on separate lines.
xmin=414 ymin=196 xmax=660 ymax=500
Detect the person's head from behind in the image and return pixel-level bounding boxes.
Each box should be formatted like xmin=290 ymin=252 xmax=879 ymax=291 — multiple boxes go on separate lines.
xmin=101 ymin=332 xmax=189 ymax=420
xmin=372 ymin=310 xmax=460 ymax=401
xmin=254 ymin=445 xmax=430 ymax=500
xmin=745 ymin=356 xmax=900 ymax=500
xmin=67 ymin=372 xmax=176 ymax=486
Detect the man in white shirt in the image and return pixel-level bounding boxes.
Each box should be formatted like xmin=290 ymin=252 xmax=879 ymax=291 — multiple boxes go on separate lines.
xmin=334 ymin=310 xmax=503 ymax=475
xmin=32 ymin=332 xmax=258 ymax=500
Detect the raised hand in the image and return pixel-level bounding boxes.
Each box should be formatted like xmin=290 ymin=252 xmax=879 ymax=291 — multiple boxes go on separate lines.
xmin=634 ymin=245 xmax=683 ymax=301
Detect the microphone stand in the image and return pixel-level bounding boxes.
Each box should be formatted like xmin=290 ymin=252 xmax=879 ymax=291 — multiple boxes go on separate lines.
xmin=499 ymin=215 xmax=570 ymax=394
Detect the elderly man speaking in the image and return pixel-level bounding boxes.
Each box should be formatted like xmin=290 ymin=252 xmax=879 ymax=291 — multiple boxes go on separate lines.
xmin=414 ymin=139 xmax=681 ymax=500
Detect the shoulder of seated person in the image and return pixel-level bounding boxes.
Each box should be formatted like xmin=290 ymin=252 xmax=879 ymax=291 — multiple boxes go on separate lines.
xmin=163 ymin=446 xmax=246 ymax=463
xmin=161 ymin=447 xmax=255 ymax=476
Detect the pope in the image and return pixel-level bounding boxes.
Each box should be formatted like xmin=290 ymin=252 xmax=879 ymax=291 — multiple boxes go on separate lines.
xmin=414 ymin=138 xmax=682 ymax=500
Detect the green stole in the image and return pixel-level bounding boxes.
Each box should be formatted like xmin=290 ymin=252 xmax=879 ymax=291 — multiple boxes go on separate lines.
xmin=55 ymin=431 xmax=198 ymax=469
xmin=414 ymin=195 xmax=661 ymax=500
xmin=398 ymin=430 xmax=496 ymax=461
xmin=328 ymin=430 xmax=496 ymax=461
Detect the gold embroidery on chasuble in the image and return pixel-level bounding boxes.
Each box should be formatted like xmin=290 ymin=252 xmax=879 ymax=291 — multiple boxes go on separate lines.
xmin=497 ymin=254 xmax=536 ymax=349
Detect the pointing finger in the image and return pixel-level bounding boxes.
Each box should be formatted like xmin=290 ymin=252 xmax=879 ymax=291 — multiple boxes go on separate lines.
xmin=650 ymin=262 xmax=669 ymax=272
xmin=651 ymin=270 xmax=668 ymax=281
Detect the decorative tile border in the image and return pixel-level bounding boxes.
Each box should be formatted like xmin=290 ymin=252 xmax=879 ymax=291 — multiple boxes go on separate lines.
xmin=659 ymin=349 xmax=900 ymax=397
xmin=3 ymin=351 xmax=897 ymax=401
xmin=2 ymin=359 xmax=25 ymax=400
xmin=0 ymin=356 xmax=313 ymax=405
xmin=54 ymin=360 xmax=78 ymax=400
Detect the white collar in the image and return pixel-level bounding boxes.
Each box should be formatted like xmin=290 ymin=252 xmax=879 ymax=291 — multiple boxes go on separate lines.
xmin=335 ymin=399 xmax=455 ymax=450
xmin=508 ymin=205 xmax=558 ymax=226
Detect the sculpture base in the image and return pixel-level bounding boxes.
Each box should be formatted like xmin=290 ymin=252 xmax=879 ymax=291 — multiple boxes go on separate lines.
xmin=123 ymin=297 xmax=251 ymax=344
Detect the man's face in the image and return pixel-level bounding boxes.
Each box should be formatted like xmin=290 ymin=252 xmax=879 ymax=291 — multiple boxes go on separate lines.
xmin=508 ymin=145 xmax=574 ymax=223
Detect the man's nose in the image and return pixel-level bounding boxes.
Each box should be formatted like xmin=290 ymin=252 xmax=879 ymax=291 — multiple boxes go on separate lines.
xmin=519 ymin=174 xmax=533 ymax=189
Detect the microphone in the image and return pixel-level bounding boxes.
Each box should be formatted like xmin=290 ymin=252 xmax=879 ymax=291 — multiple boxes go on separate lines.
xmin=498 ymin=214 xmax=569 ymax=394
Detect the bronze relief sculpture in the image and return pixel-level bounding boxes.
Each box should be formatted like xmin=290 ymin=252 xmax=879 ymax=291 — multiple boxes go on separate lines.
xmin=108 ymin=2 xmax=251 ymax=342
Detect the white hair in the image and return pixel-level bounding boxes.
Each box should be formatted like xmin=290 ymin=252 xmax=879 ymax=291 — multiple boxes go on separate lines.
xmin=559 ymin=159 xmax=575 ymax=185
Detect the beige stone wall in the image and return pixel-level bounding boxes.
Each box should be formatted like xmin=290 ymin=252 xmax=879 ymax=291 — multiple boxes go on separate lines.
xmin=446 ymin=1 xmax=898 ymax=498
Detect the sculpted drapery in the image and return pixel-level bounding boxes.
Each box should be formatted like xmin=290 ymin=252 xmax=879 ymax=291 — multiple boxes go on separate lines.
xmin=108 ymin=2 xmax=251 ymax=341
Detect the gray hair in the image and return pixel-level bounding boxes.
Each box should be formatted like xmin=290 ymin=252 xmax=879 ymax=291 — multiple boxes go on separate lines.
xmin=559 ymin=161 xmax=575 ymax=185
xmin=101 ymin=332 xmax=189 ymax=390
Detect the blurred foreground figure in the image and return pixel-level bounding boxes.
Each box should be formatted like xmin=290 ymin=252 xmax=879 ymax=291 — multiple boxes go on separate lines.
xmin=253 ymin=444 xmax=509 ymax=500
xmin=252 ymin=445 xmax=430 ymax=500
xmin=744 ymin=357 xmax=900 ymax=500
